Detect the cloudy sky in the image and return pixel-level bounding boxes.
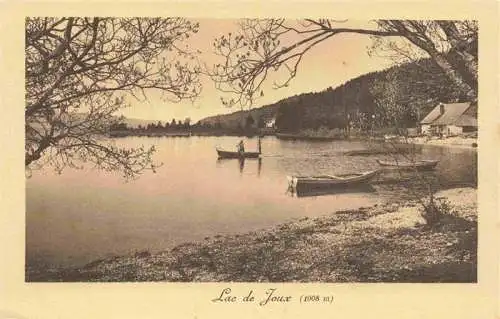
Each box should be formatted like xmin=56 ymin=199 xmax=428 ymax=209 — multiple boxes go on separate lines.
xmin=119 ymin=19 xmax=396 ymax=123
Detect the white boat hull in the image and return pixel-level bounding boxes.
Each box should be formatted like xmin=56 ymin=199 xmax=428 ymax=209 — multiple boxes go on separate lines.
xmin=287 ymin=170 xmax=380 ymax=189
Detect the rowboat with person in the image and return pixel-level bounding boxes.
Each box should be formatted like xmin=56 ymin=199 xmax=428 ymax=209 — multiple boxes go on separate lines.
xmin=216 ymin=136 xmax=262 ymax=159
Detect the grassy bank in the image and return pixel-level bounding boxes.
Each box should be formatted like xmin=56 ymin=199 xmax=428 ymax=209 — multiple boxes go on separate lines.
xmin=27 ymin=188 xmax=477 ymax=283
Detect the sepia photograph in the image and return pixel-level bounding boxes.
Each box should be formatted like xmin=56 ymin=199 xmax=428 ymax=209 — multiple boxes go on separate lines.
xmin=23 ymin=17 xmax=481 ymax=283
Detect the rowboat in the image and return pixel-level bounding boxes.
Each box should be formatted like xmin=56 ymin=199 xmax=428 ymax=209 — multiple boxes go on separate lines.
xmin=216 ymin=148 xmax=260 ymax=159
xmin=287 ymin=169 xmax=380 ymax=190
xmin=344 ymin=148 xmax=413 ymax=156
xmin=376 ymin=159 xmax=439 ymax=170
xmin=216 ymin=137 xmax=262 ymax=159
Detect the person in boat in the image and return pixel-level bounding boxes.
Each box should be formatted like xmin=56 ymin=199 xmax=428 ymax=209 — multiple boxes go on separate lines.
xmin=237 ymin=140 xmax=245 ymax=155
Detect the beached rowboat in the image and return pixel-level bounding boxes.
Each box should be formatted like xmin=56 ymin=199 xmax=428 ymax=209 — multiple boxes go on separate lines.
xmin=376 ymin=159 xmax=439 ymax=170
xmin=344 ymin=148 xmax=414 ymax=156
xmin=287 ymin=169 xmax=380 ymax=190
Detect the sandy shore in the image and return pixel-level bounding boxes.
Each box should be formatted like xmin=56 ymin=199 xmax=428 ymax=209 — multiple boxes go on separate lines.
xmin=406 ymin=136 xmax=477 ymax=149
xmin=27 ymin=187 xmax=477 ymax=283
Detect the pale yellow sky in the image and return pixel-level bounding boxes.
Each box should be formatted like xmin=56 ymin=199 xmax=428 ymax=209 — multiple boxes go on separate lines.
xmin=119 ymin=19 xmax=396 ymax=123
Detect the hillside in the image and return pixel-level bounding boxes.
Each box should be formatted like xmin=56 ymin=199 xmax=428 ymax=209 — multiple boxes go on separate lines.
xmin=197 ymin=58 xmax=472 ymax=133
xmin=197 ymin=103 xmax=279 ymax=129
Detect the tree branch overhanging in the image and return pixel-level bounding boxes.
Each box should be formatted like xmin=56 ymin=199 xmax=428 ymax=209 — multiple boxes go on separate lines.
xmin=25 ymin=17 xmax=202 ymax=178
xmin=209 ymin=19 xmax=477 ymax=108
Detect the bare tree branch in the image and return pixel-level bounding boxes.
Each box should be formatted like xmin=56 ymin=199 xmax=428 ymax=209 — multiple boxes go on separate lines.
xmin=208 ymin=19 xmax=477 ymax=108
xmin=25 ymin=17 xmax=202 ymax=178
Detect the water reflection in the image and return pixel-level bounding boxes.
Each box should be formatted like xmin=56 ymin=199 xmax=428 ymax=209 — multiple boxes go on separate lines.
xmin=287 ymin=184 xmax=376 ymax=198
xmin=216 ymin=157 xmax=262 ymax=176
xmin=421 ymin=146 xmax=477 ymax=187
xmin=27 ymin=136 xmax=476 ymax=268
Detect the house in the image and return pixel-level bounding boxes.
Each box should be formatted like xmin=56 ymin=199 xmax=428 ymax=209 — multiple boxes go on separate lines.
xmin=420 ymin=102 xmax=477 ymax=136
xmin=265 ymin=117 xmax=276 ymax=128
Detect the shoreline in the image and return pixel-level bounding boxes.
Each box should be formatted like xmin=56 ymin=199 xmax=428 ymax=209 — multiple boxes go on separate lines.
xmin=27 ymin=187 xmax=477 ymax=283
xmin=398 ymin=136 xmax=477 ymax=149
xmin=109 ymin=132 xmax=478 ymax=149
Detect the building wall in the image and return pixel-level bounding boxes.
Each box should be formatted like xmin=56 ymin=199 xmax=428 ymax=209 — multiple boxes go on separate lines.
xmin=265 ymin=118 xmax=276 ymax=128
xmin=462 ymin=126 xmax=477 ymax=133
xmin=422 ymin=124 xmax=463 ymax=136
xmin=446 ymin=125 xmax=463 ymax=135
xmin=421 ymin=124 xmax=432 ymax=135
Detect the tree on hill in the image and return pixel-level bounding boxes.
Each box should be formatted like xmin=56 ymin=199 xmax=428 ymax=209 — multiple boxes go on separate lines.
xmin=170 ymin=118 xmax=178 ymax=129
xmin=245 ymin=114 xmax=255 ymax=129
xmin=209 ymin=19 xmax=477 ymax=108
xmin=204 ymin=51 xmax=464 ymax=135
xmin=275 ymin=102 xmax=304 ymax=132
xmin=25 ymin=17 xmax=201 ymax=178
xmin=370 ymin=69 xmax=409 ymax=128
xmin=184 ymin=117 xmax=191 ymax=128
xmin=110 ymin=122 xmax=128 ymax=131
xmin=257 ymin=116 xmax=266 ymax=129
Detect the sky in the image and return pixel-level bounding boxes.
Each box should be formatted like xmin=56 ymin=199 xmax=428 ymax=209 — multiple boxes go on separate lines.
xmin=118 ymin=19 xmax=396 ymax=123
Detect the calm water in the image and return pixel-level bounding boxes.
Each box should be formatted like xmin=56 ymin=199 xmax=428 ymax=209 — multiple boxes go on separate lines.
xmin=26 ymin=136 xmax=477 ymax=268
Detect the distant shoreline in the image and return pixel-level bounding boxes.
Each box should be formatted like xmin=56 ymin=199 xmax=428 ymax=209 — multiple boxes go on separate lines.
xmin=109 ymin=130 xmax=478 ymax=149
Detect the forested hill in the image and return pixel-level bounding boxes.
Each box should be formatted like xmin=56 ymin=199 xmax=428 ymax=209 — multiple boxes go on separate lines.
xmin=197 ymin=58 xmax=471 ymax=133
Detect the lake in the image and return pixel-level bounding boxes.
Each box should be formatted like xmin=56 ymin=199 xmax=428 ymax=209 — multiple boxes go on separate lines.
xmin=26 ymin=136 xmax=477 ymax=269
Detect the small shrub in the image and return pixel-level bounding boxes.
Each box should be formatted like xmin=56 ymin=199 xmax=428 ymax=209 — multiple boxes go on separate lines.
xmin=420 ymin=197 xmax=455 ymax=226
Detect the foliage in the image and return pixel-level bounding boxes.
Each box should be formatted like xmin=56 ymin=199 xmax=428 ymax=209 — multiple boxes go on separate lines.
xmin=257 ymin=116 xmax=266 ymax=129
xmin=25 ymin=17 xmax=201 ymax=178
xmin=209 ymin=19 xmax=477 ymax=108
xmin=200 ymin=56 xmax=463 ymax=134
xmin=369 ymin=69 xmax=420 ymax=129
xmin=245 ymin=114 xmax=255 ymax=128
xmin=275 ymin=102 xmax=304 ymax=132
xmin=379 ymin=137 xmax=458 ymax=227
xmin=183 ymin=117 xmax=191 ymax=128
xmin=421 ymin=197 xmax=456 ymax=227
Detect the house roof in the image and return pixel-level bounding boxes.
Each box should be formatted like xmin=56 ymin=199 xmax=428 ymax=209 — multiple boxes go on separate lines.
xmin=420 ymin=102 xmax=472 ymax=126
xmin=454 ymin=114 xmax=478 ymax=127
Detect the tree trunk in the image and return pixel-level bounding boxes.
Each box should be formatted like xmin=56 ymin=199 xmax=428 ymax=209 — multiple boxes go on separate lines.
xmin=430 ymin=52 xmax=477 ymax=101
xmin=385 ymin=20 xmax=477 ymax=101
xmin=452 ymin=50 xmax=477 ymax=82
xmin=437 ymin=21 xmax=478 ymax=91
xmin=448 ymin=51 xmax=478 ymax=93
